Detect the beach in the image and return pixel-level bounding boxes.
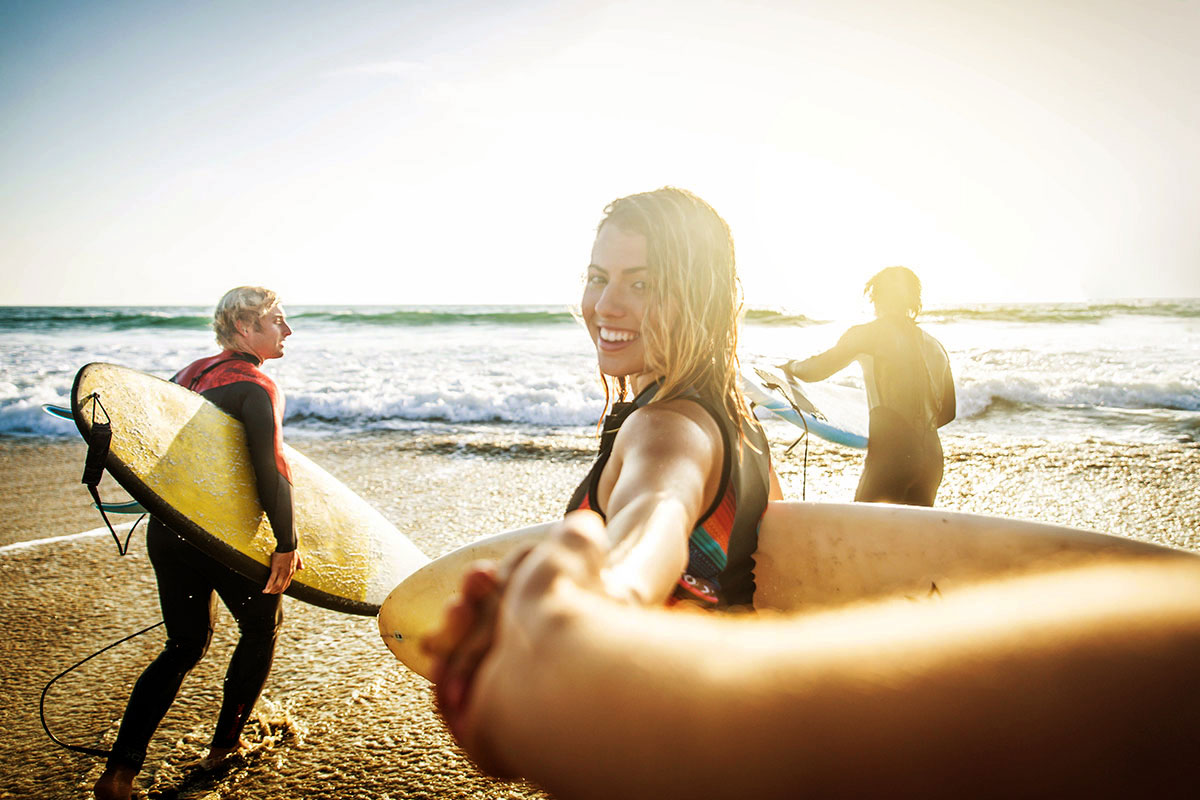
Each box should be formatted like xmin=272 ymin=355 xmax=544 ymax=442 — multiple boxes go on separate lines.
xmin=2 ymin=427 xmax=1198 ymax=799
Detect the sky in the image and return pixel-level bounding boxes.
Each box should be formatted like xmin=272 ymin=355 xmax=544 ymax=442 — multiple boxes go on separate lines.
xmin=2 ymin=0 xmax=1198 ymax=313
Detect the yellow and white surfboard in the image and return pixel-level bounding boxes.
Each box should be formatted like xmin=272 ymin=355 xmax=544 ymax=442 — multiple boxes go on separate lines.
xmin=73 ymin=362 xmax=429 ymax=615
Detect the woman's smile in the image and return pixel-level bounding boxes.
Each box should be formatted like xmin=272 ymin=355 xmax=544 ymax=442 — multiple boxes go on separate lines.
xmin=598 ymin=326 xmax=640 ymax=347
xmin=583 ymin=223 xmax=653 ymax=378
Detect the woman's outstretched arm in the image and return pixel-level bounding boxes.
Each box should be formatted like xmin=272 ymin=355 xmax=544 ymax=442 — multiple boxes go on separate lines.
xmin=443 ymin=513 xmax=1200 ymax=800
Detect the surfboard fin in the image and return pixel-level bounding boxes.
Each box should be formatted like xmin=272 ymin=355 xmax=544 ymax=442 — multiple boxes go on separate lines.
xmin=41 ymin=404 xmax=73 ymax=421
xmin=93 ymin=499 xmax=149 ymax=515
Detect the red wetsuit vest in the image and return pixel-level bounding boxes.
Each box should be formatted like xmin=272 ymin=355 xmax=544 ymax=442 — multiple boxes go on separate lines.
xmin=171 ymin=350 xmax=295 ymax=551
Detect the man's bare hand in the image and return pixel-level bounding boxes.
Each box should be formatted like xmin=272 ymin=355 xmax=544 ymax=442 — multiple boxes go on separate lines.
xmin=263 ymin=549 xmax=303 ymax=594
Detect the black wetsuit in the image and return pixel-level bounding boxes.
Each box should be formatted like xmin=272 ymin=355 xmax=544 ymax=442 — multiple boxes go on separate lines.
xmin=566 ymin=383 xmax=771 ymax=609
xmin=107 ymin=351 xmax=295 ymax=771
xmin=855 ymin=320 xmax=954 ymax=506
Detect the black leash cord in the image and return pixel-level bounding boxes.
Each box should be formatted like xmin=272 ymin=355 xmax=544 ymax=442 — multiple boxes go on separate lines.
xmin=759 ymin=374 xmax=813 ymax=502
xmin=40 ymin=620 xmax=165 ymax=758
xmin=784 ymin=430 xmax=810 ymax=501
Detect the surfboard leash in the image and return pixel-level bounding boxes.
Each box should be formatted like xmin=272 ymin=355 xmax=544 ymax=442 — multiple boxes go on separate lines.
xmin=39 ymin=619 xmax=165 ymax=759
xmin=783 ymin=429 xmax=809 ymax=501
xmin=756 ymin=374 xmax=812 ymax=501
xmin=79 ymin=392 xmax=146 ymax=555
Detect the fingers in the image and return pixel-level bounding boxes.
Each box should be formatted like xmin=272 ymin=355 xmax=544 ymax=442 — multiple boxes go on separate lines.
xmin=435 ymin=588 xmax=502 ymax=735
xmin=448 ymin=517 xmax=609 ymax=778
xmin=422 ymin=563 xmax=500 ymax=666
xmin=424 ymin=562 xmax=507 ymax=737
xmin=263 ymin=551 xmax=300 ymax=594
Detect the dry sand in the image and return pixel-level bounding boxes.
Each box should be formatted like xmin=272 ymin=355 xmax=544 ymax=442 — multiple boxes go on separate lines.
xmin=2 ymin=429 xmax=1198 ymax=798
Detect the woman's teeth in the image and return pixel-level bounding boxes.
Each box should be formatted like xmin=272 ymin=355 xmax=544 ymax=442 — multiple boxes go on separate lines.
xmin=600 ymin=327 xmax=638 ymax=343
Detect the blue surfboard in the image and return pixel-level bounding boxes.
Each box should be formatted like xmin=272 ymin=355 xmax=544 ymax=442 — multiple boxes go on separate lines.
xmin=743 ymin=368 xmax=869 ymax=449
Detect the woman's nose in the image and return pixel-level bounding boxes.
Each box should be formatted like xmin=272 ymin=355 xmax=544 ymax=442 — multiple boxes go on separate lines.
xmin=594 ymin=284 xmax=625 ymax=318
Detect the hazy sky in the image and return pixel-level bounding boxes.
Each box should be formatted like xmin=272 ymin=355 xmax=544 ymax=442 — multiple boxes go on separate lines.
xmin=3 ymin=0 xmax=1198 ymax=311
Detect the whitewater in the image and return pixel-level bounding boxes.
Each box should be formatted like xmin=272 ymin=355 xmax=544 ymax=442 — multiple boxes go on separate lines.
xmin=2 ymin=300 xmax=1197 ymax=444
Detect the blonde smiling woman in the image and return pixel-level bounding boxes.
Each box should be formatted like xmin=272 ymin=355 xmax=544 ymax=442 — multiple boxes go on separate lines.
xmin=427 ymin=186 xmax=783 ymax=723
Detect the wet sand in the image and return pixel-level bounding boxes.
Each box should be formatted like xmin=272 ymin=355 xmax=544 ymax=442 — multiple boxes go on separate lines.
xmin=2 ymin=429 xmax=1199 ymax=799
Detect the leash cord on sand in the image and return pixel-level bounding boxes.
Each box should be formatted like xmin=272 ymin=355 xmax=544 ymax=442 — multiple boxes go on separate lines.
xmin=784 ymin=431 xmax=809 ymax=501
xmin=40 ymin=620 xmax=165 ymax=758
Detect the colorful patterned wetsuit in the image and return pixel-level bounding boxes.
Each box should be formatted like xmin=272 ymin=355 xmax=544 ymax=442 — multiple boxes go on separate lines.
xmin=567 ymin=383 xmax=771 ymax=609
xmin=107 ymin=351 xmax=295 ymax=771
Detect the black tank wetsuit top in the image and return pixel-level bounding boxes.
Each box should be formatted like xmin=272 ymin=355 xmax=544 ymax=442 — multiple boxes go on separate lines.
xmin=567 ymin=382 xmax=771 ymax=609
xmin=106 ymin=350 xmax=295 ymax=771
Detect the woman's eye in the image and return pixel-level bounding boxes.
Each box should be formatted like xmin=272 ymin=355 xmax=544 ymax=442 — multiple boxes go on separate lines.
xmin=631 ymin=280 xmax=648 ymax=292
xmin=587 ymin=274 xmax=607 ymax=286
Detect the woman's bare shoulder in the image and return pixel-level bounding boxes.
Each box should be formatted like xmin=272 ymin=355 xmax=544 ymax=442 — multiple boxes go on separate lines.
xmin=617 ymin=395 xmax=723 ymax=456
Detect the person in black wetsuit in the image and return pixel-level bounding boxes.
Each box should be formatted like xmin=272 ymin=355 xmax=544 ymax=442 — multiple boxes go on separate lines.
xmin=94 ymin=286 xmax=301 ymax=800
xmin=783 ymin=266 xmax=955 ymax=506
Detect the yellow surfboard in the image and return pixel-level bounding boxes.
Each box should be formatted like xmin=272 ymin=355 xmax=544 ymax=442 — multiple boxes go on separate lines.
xmin=378 ymin=502 xmax=1186 ymax=677
xmin=73 ymin=362 xmax=429 ymax=615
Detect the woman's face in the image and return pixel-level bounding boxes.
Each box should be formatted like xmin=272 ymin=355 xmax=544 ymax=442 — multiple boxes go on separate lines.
xmin=582 ymin=223 xmax=655 ymax=383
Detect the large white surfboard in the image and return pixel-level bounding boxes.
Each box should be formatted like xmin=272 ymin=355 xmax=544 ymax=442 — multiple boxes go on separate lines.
xmin=72 ymin=363 xmax=429 ymax=615
xmin=378 ymin=502 xmax=1185 ymax=678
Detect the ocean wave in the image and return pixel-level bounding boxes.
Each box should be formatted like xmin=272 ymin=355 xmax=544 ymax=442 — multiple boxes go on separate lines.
xmin=0 ymin=305 xmax=581 ymax=332
xmin=743 ymin=309 xmax=824 ymax=326
xmin=957 ymin=377 xmax=1200 ymax=420
xmin=922 ymin=299 xmax=1200 ymax=324
xmin=290 ymin=307 xmax=577 ymax=326
xmin=0 ymin=397 xmax=77 ymax=437
xmin=282 ymin=384 xmax=602 ymax=429
xmin=0 ymin=307 xmax=211 ymax=332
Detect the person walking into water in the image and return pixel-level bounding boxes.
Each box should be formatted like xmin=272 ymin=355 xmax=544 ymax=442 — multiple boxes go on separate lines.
xmin=783 ymin=266 xmax=955 ymax=506
xmin=94 ymin=286 xmax=301 ymax=800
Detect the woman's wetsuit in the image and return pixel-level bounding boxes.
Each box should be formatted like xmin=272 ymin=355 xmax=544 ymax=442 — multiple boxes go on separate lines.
xmin=567 ymin=383 xmax=771 ymax=609
xmin=106 ymin=351 xmax=295 ymax=771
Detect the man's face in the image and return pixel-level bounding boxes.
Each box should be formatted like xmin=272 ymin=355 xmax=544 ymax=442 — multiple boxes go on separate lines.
xmin=240 ymin=304 xmax=292 ymax=361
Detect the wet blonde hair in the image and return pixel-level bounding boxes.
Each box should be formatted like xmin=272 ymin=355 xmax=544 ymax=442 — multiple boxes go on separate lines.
xmin=865 ymin=266 xmax=922 ymax=319
xmin=596 ymin=187 xmax=754 ymax=435
xmin=213 ymin=286 xmax=278 ymax=350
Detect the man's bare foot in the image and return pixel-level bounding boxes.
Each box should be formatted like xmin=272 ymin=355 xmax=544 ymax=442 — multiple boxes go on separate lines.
xmin=93 ymin=764 xmax=136 ymax=800
xmin=199 ymin=741 xmax=242 ymax=769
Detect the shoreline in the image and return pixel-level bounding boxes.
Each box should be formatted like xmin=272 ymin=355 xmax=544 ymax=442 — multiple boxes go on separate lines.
xmin=3 ymin=428 xmax=1198 ymax=549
